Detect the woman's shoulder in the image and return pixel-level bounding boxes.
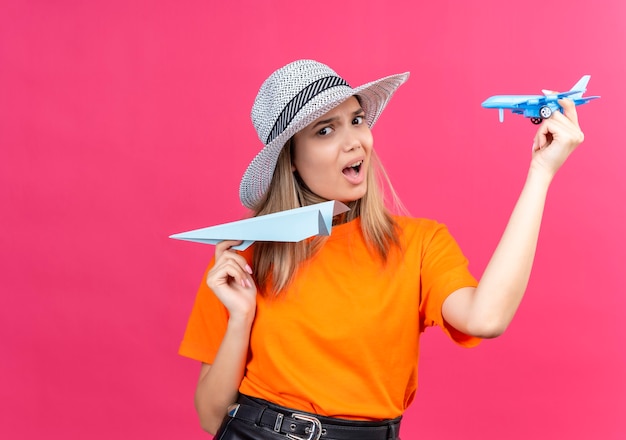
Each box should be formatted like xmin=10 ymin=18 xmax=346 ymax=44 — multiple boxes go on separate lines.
xmin=392 ymin=215 xmax=457 ymax=246
xmin=392 ymin=214 xmax=443 ymax=231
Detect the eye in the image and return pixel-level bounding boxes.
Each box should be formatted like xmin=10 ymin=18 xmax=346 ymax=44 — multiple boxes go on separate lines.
xmin=352 ymin=115 xmax=364 ymax=125
xmin=318 ymin=126 xmax=333 ymax=136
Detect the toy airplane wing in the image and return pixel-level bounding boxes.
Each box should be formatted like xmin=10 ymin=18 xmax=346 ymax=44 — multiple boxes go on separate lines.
xmin=524 ymin=89 xmax=581 ymax=106
xmin=571 ymin=95 xmax=601 ymax=106
xmin=169 ymin=200 xmax=350 ymax=250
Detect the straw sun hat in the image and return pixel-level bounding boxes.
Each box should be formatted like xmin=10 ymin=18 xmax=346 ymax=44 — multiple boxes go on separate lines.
xmin=239 ymin=59 xmax=410 ymax=209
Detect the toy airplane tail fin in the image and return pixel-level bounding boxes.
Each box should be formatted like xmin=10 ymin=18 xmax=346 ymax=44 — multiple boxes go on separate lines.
xmin=569 ymin=75 xmax=590 ymax=99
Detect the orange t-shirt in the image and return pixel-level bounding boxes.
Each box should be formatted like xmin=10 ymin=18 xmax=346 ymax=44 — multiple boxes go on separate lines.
xmin=179 ymin=216 xmax=479 ymax=420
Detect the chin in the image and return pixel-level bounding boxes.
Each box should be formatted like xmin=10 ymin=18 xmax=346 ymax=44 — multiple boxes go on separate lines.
xmin=338 ymin=189 xmax=367 ymax=204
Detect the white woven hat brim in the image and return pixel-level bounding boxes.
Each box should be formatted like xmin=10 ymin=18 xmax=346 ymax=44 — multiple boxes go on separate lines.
xmin=239 ymin=71 xmax=410 ymax=209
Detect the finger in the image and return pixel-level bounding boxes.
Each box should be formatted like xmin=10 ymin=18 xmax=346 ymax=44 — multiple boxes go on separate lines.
xmin=213 ymin=245 xmax=254 ymax=282
xmin=533 ymin=120 xmax=551 ymax=151
xmin=215 ymin=247 xmax=253 ymax=274
xmin=558 ymin=98 xmax=580 ymax=128
xmin=215 ymin=240 xmax=253 ymax=275
xmin=546 ymin=102 xmax=585 ymax=146
xmin=209 ymin=259 xmax=253 ymax=289
xmin=214 ymin=240 xmax=244 ymax=260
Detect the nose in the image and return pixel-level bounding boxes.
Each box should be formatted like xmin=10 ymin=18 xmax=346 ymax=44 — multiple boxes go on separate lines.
xmin=342 ymin=130 xmax=362 ymax=152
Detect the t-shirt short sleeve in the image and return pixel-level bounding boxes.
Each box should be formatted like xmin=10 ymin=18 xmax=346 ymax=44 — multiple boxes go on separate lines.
xmin=178 ymin=258 xmax=230 ymax=364
xmin=417 ymin=221 xmax=480 ymax=347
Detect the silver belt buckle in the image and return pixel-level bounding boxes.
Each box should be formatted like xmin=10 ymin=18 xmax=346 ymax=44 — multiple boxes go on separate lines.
xmin=286 ymin=413 xmax=323 ymax=440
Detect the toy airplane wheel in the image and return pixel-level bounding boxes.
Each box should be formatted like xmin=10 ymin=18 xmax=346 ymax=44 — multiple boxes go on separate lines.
xmin=539 ymin=105 xmax=552 ymax=119
xmin=530 ymin=117 xmax=542 ymax=124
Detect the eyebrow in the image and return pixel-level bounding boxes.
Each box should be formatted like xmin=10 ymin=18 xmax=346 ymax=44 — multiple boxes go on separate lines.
xmin=310 ymin=107 xmax=365 ymax=130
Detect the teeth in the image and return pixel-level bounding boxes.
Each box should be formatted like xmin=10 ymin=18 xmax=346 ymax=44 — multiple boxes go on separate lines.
xmin=350 ymin=161 xmax=363 ymax=168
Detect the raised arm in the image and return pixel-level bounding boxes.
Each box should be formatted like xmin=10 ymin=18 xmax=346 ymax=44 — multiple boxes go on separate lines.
xmin=442 ymin=99 xmax=585 ymax=338
xmin=194 ymin=240 xmax=257 ymax=434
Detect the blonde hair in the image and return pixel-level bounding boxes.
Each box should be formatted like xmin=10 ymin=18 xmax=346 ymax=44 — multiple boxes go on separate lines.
xmin=250 ymin=138 xmax=405 ymax=296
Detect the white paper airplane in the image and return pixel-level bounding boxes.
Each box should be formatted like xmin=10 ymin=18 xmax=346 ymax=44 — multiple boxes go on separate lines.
xmin=169 ymin=200 xmax=350 ymax=250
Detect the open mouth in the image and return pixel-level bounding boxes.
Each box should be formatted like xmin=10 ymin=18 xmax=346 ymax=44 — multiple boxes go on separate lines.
xmin=342 ymin=160 xmax=363 ymax=178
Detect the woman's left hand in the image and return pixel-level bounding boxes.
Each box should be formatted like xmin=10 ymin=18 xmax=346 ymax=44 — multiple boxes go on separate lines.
xmin=531 ymin=98 xmax=585 ymax=178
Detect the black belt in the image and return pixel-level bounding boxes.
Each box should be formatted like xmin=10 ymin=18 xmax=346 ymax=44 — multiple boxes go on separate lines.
xmin=228 ymin=394 xmax=402 ymax=440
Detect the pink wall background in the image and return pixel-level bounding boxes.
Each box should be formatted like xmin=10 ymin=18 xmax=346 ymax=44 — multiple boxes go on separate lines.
xmin=1 ymin=1 xmax=625 ymax=439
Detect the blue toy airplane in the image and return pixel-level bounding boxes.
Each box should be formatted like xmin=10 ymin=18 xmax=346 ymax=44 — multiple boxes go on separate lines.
xmin=482 ymin=76 xmax=599 ymax=124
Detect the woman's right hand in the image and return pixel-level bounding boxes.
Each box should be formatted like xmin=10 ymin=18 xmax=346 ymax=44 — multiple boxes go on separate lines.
xmin=196 ymin=240 xmax=257 ymax=434
xmin=206 ymin=240 xmax=257 ymax=323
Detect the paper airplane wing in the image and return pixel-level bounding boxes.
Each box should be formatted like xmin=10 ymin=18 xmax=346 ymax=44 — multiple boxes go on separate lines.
xmin=169 ymin=200 xmax=350 ymax=250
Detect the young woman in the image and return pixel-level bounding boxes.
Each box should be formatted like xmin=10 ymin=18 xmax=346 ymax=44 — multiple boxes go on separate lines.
xmin=179 ymin=60 xmax=585 ymax=439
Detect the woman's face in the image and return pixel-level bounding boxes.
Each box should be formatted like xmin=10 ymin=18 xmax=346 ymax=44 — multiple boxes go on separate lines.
xmin=292 ymin=97 xmax=373 ymax=203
